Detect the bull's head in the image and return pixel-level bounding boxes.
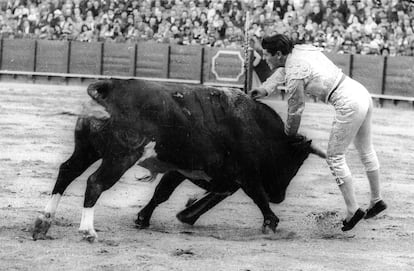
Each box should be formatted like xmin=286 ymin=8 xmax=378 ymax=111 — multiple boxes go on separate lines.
xmin=264 ymin=136 xmax=313 ymax=204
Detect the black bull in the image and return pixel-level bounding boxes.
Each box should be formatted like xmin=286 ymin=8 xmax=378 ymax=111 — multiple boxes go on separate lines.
xmin=33 ymin=79 xmax=324 ymax=241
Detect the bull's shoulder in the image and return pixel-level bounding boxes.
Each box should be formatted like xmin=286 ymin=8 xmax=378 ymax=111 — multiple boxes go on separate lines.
xmin=253 ymin=101 xmax=286 ymax=137
xmin=254 ymin=101 xmax=283 ymax=121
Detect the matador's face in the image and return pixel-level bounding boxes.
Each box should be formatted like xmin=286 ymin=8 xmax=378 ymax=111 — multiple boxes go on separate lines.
xmin=263 ymin=49 xmax=287 ymax=70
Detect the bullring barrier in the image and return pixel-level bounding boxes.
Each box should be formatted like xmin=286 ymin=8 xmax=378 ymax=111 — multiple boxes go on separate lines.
xmin=0 ymin=39 xmax=413 ymax=108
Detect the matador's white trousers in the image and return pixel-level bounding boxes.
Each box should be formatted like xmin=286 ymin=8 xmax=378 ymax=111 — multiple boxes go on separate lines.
xmin=327 ymin=76 xmax=380 ymax=185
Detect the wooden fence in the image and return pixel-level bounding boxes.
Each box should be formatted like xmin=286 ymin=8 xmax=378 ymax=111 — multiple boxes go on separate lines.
xmin=1 ymin=39 xmax=413 ymax=107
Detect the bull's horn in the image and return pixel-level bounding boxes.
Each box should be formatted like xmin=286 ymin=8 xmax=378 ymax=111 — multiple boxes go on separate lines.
xmin=310 ymin=144 xmax=327 ymax=159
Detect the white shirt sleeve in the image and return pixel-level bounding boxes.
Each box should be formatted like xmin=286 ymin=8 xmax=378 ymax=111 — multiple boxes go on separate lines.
xmin=285 ymin=79 xmax=306 ymax=135
xmin=257 ymin=67 xmax=286 ymax=96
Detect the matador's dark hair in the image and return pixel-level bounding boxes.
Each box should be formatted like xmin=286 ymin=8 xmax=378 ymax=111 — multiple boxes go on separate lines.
xmin=261 ymin=34 xmax=294 ymax=56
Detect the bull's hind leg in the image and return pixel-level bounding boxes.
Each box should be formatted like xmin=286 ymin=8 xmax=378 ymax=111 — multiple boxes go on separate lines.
xmin=136 ymin=171 xmax=185 ymax=229
xmin=79 ymin=154 xmax=139 ymax=242
xmin=33 ymin=120 xmax=100 ymax=240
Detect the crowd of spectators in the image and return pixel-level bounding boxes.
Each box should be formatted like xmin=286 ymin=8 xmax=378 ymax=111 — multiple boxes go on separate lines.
xmin=1 ymin=0 xmax=414 ymax=56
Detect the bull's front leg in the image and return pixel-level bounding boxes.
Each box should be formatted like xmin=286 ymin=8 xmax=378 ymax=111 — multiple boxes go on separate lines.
xmin=176 ymin=191 xmax=232 ymax=225
xmin=176 ymin=178 xmax=240 ymax=226
xmin=241 ymin=180 xmax=279 ymax=234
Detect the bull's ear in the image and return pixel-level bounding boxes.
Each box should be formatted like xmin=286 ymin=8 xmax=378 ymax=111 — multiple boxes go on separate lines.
xmin=87 ymin=80 xmax=112 ymax=100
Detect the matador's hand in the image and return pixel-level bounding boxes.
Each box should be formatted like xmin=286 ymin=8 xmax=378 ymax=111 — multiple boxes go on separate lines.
xmin=248 ymin=88 xmax=267 ymax=100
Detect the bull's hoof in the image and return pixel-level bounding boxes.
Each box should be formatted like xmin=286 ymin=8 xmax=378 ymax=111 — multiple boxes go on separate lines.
xmin=176 ymin=212 xmax=197 ymax=226
xmin=185 ymin=196 xmax=198 ymax=208
xmin=32 ymin=214 xmax=52 ymax=241
xmin=135 ymin=214 xmax=150 ymax=229
xmin=262 ymin=216 xmax=279 ymax=234
xmin=79 ymin=229 xmax=98 ymax=243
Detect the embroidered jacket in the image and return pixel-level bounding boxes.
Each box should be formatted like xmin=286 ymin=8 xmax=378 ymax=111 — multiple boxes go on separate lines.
xmin=259 ymin=44 xmax=343 ymax=135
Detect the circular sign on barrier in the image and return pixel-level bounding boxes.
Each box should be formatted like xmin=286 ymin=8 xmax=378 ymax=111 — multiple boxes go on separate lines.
xmin=211 ymin=50 xmax=244 ymax=82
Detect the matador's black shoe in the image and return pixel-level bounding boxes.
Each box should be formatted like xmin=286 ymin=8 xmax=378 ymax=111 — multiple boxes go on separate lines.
xmin=364 ymin=200 xmax=387 ymax=219
xmin=341 ymin=208 xmax=365 ymax=232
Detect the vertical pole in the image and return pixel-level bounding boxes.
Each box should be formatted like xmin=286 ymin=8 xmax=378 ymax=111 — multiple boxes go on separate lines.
xmin=381 ymin=56 xmax=387 ymax=95
xmin=131 ymin=43 xmax=137 ymax=77
xmin=32 ymin=40 xmax=38 ymax=83
xmin=200 ymin=46 xmax=204 ymax=84
xmin=166 ymin=45 xmax=171 ymax=79
xmin=67 ymin=41 xmax=71 ymax=73
xmin=65 ymin=41 xmax=71 ymax=85
xmin=380 ymin=56 xmax=388 ymax=107
xmin=33 ymin=40 xmax=37 ymax=72
xmin=0 ymin=38 xmax=3 ymax=70
xmin=99 ymin=42 xmax=104 ymax=75
xmin=246 ymin=48 xmax=254 ymax=92
xmin=243 ymin=10 xmax=252 ymax=93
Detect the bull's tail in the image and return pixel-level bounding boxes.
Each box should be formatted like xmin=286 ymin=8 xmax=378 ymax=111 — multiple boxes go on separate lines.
xmin=87 ymin=80 xmax=113 ymax=103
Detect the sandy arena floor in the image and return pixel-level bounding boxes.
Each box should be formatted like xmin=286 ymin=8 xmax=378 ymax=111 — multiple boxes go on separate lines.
xmin=0 ymin=82 xmax=414 ymax=271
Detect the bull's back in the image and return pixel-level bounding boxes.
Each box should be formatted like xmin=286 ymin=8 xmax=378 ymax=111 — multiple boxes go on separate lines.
xmin=85 ymin=79 xmax=287 ymax=172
